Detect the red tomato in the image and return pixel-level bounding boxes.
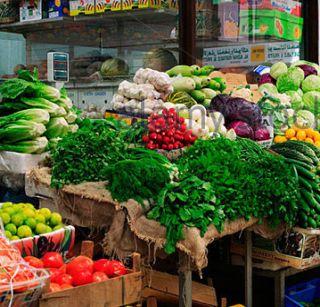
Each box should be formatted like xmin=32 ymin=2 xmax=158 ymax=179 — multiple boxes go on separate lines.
xmin=93 ymin=259 xmax=110 ymax=273
xmin=48 ymin=268 xmax=63 ymax=283
xmin=111 ymin=261 xmax=127 ymax=276
xmin=49 ymin=283 xmax=61 ymax=293
xmin=67 ymin=256 xmax=94 ymax=276
xmin=54 ymin=273 xmax=73 ymax=286
xmin=72 ymin=270 xmax=93 ymax=286
xmin=24 ymin=256 xmax=44 ymax=269
xmin=60 ymin=283 xmax=73 ymax=291
xmin=42 ymin=252 xmax=64 ymax=269
xmin=92 ymin=272 xmax=108 ymax=283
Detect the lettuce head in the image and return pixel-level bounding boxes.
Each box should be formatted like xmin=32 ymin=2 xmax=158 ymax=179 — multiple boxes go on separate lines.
xmin=270 ymin=62 xmax=288 ymax=79
xmin=276 ymin=73 xmax=300 ymax=93
xmin=301 ymin=75 xmax=320 ymax=92
xmin=302 ymin=91 xmax=320 ymax=115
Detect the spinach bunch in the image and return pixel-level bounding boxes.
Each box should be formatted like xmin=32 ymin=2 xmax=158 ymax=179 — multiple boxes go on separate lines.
xmin=148 ymin=176 xmax=221 ymax=254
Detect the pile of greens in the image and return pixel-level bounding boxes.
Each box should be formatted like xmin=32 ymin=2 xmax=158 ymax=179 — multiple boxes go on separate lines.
xmin=148 ymin=137 xmax=299 ymax=253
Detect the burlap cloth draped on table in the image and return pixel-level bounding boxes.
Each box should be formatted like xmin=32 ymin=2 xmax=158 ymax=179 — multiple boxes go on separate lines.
xmin=26 ymin=168 xmax=284 ymax=270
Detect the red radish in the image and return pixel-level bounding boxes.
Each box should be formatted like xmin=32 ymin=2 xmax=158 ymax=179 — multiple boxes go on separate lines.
xmin=72 ymin=270 xmax=93 ymax=286
xmin=142 ymin=135 xmax=149 ymax=143
xmin=93 ymin=272 xmax=109 ymax=283
xmin=42 ymin=252 xmax=64 ymax=269
xmin=66 ymin=256 xmax=94 ymax=276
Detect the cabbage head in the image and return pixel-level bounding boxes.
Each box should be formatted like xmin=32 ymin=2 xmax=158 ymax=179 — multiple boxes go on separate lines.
xmin=258 ymin=83 xmax=278 ymax=96
xmin=287 ymin=67 xmax=304 ymax=85
xmin=301 ymin=75 xmax=320 ymax=92
xmin=295 ymin=110 xmax=315 ymax=129
xmin=270 ymin=62 xmax=288 ymax=79
xmin=276 ymin=73 xmax=300 ymax=93
xmin=285 ymin=91 xmax=303 ymax=110
xmin=291 ymin=60 xmax=320 ymax=75
xmin=302 ymin=91 xmax=320 ymax=115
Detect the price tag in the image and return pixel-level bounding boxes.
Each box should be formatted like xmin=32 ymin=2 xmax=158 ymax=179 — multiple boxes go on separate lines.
xmin=250 ymin=45 xmax=265 ymax=63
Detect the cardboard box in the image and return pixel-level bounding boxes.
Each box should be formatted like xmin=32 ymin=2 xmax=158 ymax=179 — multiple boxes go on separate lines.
xmin=95 ymin=0 xmax=121 ymax=12
xmin=231 ymin=228 xmax=320 ymax=269
xmin=240 ymin=0 xmax=302 ymax=17
xmin=48 ymin=0 xmax=69 ymax=18
xmin=69 ymin=0 xmax=94 ymax=16
xmin=239 ymin=9 xmax=303 ymax=42
xmin=19 ymin=0 xmax=42 ymax=22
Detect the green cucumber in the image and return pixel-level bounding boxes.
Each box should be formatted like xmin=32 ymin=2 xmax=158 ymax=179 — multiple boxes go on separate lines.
xmin=284 ymin=141 xmax=319 ymax=164
xmin=295 ymin=164 xmax=316 ymax=180
xmin=299 ymin=196 xmax=311 ymax=213
xmin=299 ymin=211 xmax=308 ymax=223
xmin=299 ymin=177 xmax=313 ymax=190
xmin=190 ymin=90 xmax=205 ymax=103
xmin=300 ymin=141 xmax=320 ymax=158
xmin=208 ymin=80 xmax=220 ymax=91
xmin=190 ymin=76 xmax=202 ymax=90
xmin=167 ymin=65 xmax=194 ymax=77
xmin=301 ymin=189 xmax=320 ymax=212
xmin=272 ymin=147 xmax=314 ymax=164
xmin=285 ymin=158 xmax=313 ymax=170
xmin=307 ymin=217 xmax=317 ymax=228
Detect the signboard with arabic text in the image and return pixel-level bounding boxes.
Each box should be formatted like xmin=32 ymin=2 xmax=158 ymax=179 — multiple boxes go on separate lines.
xmin=203 ymin=42 xmax=300 ymax=67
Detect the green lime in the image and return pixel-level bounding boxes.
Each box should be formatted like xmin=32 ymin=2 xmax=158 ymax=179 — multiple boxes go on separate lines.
xmin=2 ymin=202 xmax=12 ymax=209
xmin=4 ymin=230 xmax=12 ymax=239
xmin=3 ymin=207 xmax=15 ymax=216
xmin=11 ymin=214 xmax=25 ymax=227
xmin=45 ymin=226 xmax=52 ymax=233
xmin=38 ymin=208 xmax=51 ymax=221
xmin=22 ymin=208 xmax=35 ymax=218
xmin=35 ymin=213 xmax=46 ymax=224
xmin=50 ymin=213 xmax=62 ymax=227
xmin=17 ymin=225 xmax=32 ymax=238
xmin=25 ymin=218 xmax=37 ymax=230
xmin=35 ymin=223 xmax=47 ymax=235
xmin=24 ymin=203 xmax=35 ymax=210
xmin=53 ymin=224 xmax=64 ymax=231
xmin=0 ymin=212 xmax=10 ymax=225
xmin=5 ymin=223 xmax=17 ymax=235
xmin=10 ymin=236 xmax=19 ymax=241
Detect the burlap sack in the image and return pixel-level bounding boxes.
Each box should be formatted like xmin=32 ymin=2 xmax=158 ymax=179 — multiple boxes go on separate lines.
xmin=27 ymin=168 xmax=280 ymax=270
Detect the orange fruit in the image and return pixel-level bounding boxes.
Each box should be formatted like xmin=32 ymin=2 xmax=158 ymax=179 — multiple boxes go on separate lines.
xmin=305 ymin=138 xmax=314 ymax=144
xmin=313 ymin=131 xmax=320 ymax=142
xmin=315 ymin=141 xmax=320 ymax=147
xmin=296 ymin=130 xmax=307 ymax=141
xmin=290 ymin=137 xmax=298 ymax=141
xmin=274 ymin=135 xmax=287 ymax=144
xmin=306 ymin=128 xmax=316 ymax=138
xmin=285 ymin=128 xmax=296 ymax=139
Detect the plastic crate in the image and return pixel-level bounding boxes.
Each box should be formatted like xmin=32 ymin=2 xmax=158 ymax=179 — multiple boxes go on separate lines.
xmin=285 ymin=280 xmax=319 ymax=307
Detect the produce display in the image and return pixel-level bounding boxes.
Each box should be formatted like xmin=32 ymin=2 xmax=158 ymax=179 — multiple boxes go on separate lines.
xmin=0 ymin=69 xmax=78 ymax=153
xmin=0 ymin=202 xmax=64 ymax=240
xmin=25 ymin=252 xmax=127 ymax=292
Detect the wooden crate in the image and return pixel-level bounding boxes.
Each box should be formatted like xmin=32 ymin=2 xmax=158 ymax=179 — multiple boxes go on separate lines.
xmin=39 ymin=242 xmax=142 ymax=307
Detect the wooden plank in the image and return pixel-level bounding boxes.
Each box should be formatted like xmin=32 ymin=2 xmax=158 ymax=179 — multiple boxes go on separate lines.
xmin=245 ymin=230 xmax=253 ymax=307
xmin=143 ymin=269 xmax=217 ymax=306
xmin=80 ymin=241 xmax=94 ymax=258
xmin=40 ymin=272 xmax=141 ymax=307
xmin=274 ymin=270 xmax=285 ymax=307
xmin=179 ymin=268 xmax=192 ymax=307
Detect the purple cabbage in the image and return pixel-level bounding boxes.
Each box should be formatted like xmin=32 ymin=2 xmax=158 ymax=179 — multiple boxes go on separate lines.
xmin=228 ymin=121 xmax=254 ymax=139
xmin=254 ymin=127 xmax=270 ymax=141
xmin=258 ymin=73 xmax=276 ymax=85
xmin=210 ymin=94 xmax=263 ymax=128
xmin=298 ymin=65 xmax=318 ymax=78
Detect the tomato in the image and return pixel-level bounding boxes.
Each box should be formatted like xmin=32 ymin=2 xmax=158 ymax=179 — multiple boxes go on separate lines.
xmin=72 ymin=270 xmax=93 ymax=286
xmin=66 ymin=256 xmax=94 ymax=276
xmin=93 ymin=272 xmax=108 ymax=283
xmin=49 ymin=283 xmax=61 ymax=293
xmin=54 ymin=273 xmax=73 ymax=286
xmin=48 ymin=268 xmax=63 ymax=283
xmin=42 ymin=252 xmax=64 ymax=269
xmin=93 ymin=259 xmax=115 ymax=276
xmin=111 ymin=261 xmax=127 ymax=276
xmin=60 ymin=283 xmax=73 ymax=291
xmin=24 ymin=256 xmax=44 ymax=269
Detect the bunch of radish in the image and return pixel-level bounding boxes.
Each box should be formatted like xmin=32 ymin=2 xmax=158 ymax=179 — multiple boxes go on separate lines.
xmin=142 ymin=108 xmax=197 ymax=150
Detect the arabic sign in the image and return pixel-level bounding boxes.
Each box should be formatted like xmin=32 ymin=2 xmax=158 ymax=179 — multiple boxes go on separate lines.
xmin=203 ymin=42 xmax=300 ymax=67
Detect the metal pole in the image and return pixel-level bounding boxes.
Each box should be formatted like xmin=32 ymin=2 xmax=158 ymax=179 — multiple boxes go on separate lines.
xmin=178 ymin=0 xmax=196 ymax=65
